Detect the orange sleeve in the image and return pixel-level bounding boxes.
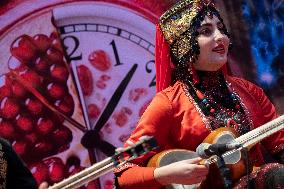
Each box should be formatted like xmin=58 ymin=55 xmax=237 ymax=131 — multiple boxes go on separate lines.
xmin=242 ymin=79 xmax=284 ymax=154
xmin=116 ymin=167 xmax=163 ymax=189
xmin=115 ymin=92 xmax=173 ymax=189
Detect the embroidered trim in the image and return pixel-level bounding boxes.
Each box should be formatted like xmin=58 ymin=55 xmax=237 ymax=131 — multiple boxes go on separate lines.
xmin=271 ymin=143 xmax=284 ymax=154
xmin=182 ymin=83 xmax=212 ymax=131
xmin=182 ymin=76 xmax=254 ymax=135
xmin=225 ymin=79 xmax=254 ymax=134
xmin=113 ymin=163 xmax=138 ymax=174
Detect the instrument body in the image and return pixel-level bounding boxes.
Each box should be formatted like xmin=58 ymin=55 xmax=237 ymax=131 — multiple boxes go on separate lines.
xmin=148 ymin=115 xmax=284 ymax=189
xmin=148 ymin=127 xmax=246 ymax=189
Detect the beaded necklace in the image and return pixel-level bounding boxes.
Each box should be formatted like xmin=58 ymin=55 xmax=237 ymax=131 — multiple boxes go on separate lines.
xmin=186 ymin=71 xmax=252 ymax=135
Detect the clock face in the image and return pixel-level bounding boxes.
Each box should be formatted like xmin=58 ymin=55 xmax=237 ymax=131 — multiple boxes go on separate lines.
xmin=53 ymin=1 xmax=156 ymax=139
xmin=0 ymin=1 xmax=94 ymax=188
xmin=53 ymin=2 xmax=156 ymax=187
xmin=0 ymin=1 xmax=159 ymax=188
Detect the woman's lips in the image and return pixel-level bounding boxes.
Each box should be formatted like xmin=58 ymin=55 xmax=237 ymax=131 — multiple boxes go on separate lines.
xmin=212 ymin=44 xmax=225 ymax=54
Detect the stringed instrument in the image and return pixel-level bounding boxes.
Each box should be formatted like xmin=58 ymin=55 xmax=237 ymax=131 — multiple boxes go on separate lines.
xmin=48 ymin=136 xmax=158 ymax=189
xmin=148 ymin=115 xmax=284 ymax=189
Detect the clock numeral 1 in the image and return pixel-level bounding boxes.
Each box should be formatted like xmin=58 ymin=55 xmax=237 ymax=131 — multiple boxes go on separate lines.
xmin=145 ymin=60 xmax=156 ymax=87
xmin=110 ymin=40 xmax=123 ymax=66
xmin=62 ymin=35 xmax=82 ymax=62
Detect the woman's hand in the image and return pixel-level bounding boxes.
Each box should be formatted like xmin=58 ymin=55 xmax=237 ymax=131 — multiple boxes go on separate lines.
xmin=154 ymin=157 xmax=209 ymax=185
xmin=38 ymin=182 xmax=48 ymax=189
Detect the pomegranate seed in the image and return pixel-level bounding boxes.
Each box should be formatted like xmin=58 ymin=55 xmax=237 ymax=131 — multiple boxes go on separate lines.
xmin=30 ymin=161 xmax=49 ymax=185
xmin=52 ymin=126 xmax=72 ymax=145
xmin=35 ymin=57 xmax=49 ymax=73
xmin=10 ymin=35 xmax=37 ymax=63
xmin=33 ymin=34 xmax=51 ymax=52
xmin=44 ymin=157 xmax=66 ymax=183
xmin=46 ymin=47 xmax=63 ymax=63
xmin=47 ymin=82 xmax=66 ymax=99
xmin=0 ymin=120 xmax=15 ymax=139
xmin=88 ymin=50 xmax=111 ymax=71
xmin=20 ymin=69 xmax=43 ymax=88
xmin=0 ymin=97 xmax=19 ymax=119
xmin=100 ymin=74 xmax=111 ymax=81
xmin=96 ymin=80 xmax=106 ymax=89
xmin=34 ymin=140 xmax=53 ymax=156
xmin=113 ymin=111 xmax=128 ymax=127
xmin=77 ymin=65 xmax=93 ymax=96
xmin=121 ymin=107 xmax=132 ymax=115
xmin=16 ymin=114 xmax=34 ymax=133
xmin=129 ymin=88 xmax=148 ymax=102
xmin=12 ymin=140 xmax=29 ymax=157
xmin=0 ymin=75 xmax=11 ymax=100
xmin=12 ymin=81 xmax=28 ymax=98
xmin=25 ymin=98 xmax=44 ymax=116
xmin=104 ymin=180 xmax=114 ymax=189
xmin=87 ymin=104 xmax=101 ymax=119
xmin=50 ymin=64 xmax=69 ymax=82
xmin=36 ymin=117 xmax=55 ymax=135
xmin=54 ymin=95 xmax=74 ymax=116
xmin=8 ymin=56 xmax=26 ymax=71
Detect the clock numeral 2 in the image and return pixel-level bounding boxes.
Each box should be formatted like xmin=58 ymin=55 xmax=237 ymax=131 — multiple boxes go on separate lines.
xmin=146 ymin=60 xmax=156 ymax=87
xmin=110 ymin=40 xmax=123 ymax=66
xmin=62 ymin=35 xmax=82 ymax=62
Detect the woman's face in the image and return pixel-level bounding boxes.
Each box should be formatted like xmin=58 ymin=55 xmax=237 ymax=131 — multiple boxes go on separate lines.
xmin=194 ymin=15 xmax=230 ymax=71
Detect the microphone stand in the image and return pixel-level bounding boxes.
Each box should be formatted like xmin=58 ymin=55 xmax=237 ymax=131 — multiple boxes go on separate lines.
xmin=215 ymin=153 xmax=232 ymax=189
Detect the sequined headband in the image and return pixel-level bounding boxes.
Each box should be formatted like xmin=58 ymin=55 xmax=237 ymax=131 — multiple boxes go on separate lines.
xmin=159 ymin=0 xmax=218 ymax=61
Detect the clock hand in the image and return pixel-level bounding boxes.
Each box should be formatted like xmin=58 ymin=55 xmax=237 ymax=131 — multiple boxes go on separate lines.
xmin=9 ymin=71 xmax=87 ymax=132
xmin=81 ymin=64 xmax=138 ymax=156
xmin=81 ymin=130 xmax=118 ymax=156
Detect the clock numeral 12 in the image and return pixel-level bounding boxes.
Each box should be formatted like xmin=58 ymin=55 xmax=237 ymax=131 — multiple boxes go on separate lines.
xmin=146 ymin=60 xmax=156 ymax=88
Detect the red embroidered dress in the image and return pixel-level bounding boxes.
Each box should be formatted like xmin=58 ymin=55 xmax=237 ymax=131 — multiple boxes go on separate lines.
xmin=114 ymin=1 xmax=284 ymax=188
xmin=115 ymin=76 xmax=284 ymax=189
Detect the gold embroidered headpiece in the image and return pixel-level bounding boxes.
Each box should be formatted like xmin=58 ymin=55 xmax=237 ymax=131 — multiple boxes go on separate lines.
xmin=159 ymin=0 xmax=218 ymax=61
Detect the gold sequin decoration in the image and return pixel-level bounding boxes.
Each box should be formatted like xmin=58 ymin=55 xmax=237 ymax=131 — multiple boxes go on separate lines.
xmin=0 ymin=143 xmax=6 ymax=189
xmin=159 ymin=0 xmax=217 ymax=60
xmin=159 ymin=0 xmax=200 ymax=44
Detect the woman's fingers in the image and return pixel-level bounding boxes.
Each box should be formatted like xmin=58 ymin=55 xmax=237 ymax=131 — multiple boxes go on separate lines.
xmin=186 ymin=157 xmax=203 ymax=164
xmin=154 ymin=156 xmax=210 ymax=185
xmin=182 ymin=158 xmax=209 ymax=171
xmin=38 ymin=182 xmax=48 ymax=189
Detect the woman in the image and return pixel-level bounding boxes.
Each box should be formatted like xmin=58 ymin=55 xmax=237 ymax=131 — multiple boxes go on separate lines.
xmin=0 ymin=137 xmax=49 ymax=189
xmin=114 ymin=0 xmax=284 ymax=188
xmin=0 ymin=137 xmax=37 ymax=189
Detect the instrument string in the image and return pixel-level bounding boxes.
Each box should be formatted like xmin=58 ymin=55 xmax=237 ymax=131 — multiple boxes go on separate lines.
xmin=205 ymin=117 xmax=284 ymax=165
xmin=237 ymin=119 xmax=284 ymax=145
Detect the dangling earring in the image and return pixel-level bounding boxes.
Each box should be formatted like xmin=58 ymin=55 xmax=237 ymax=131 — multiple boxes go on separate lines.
xmin=188 ymin=61 xmax=199 ymax=85
xmin=229 ymin=42 xmax=233 ymax=50
xmin=188 ymin=62 xmax=193 ymax=75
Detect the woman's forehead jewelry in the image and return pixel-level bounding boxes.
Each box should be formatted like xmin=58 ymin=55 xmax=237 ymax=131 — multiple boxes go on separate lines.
xmin=159 ymin=0 xmax=219 ymax=61
xmin=201 ymin=0 xmax=213 ymax=7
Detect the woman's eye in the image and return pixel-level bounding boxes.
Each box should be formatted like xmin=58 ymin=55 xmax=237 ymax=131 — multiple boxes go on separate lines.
xmin=217 ymin=23 xmax=227 ymax=33
xmin=200 ymin=28 xmax=212 ymax=36
xmin=218 ymin=26 xmax=226 ymax=34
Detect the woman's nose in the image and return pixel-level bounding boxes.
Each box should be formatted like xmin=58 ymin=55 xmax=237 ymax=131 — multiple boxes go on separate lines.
xmin=214 ymin=29 xmax=227 ymax=42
